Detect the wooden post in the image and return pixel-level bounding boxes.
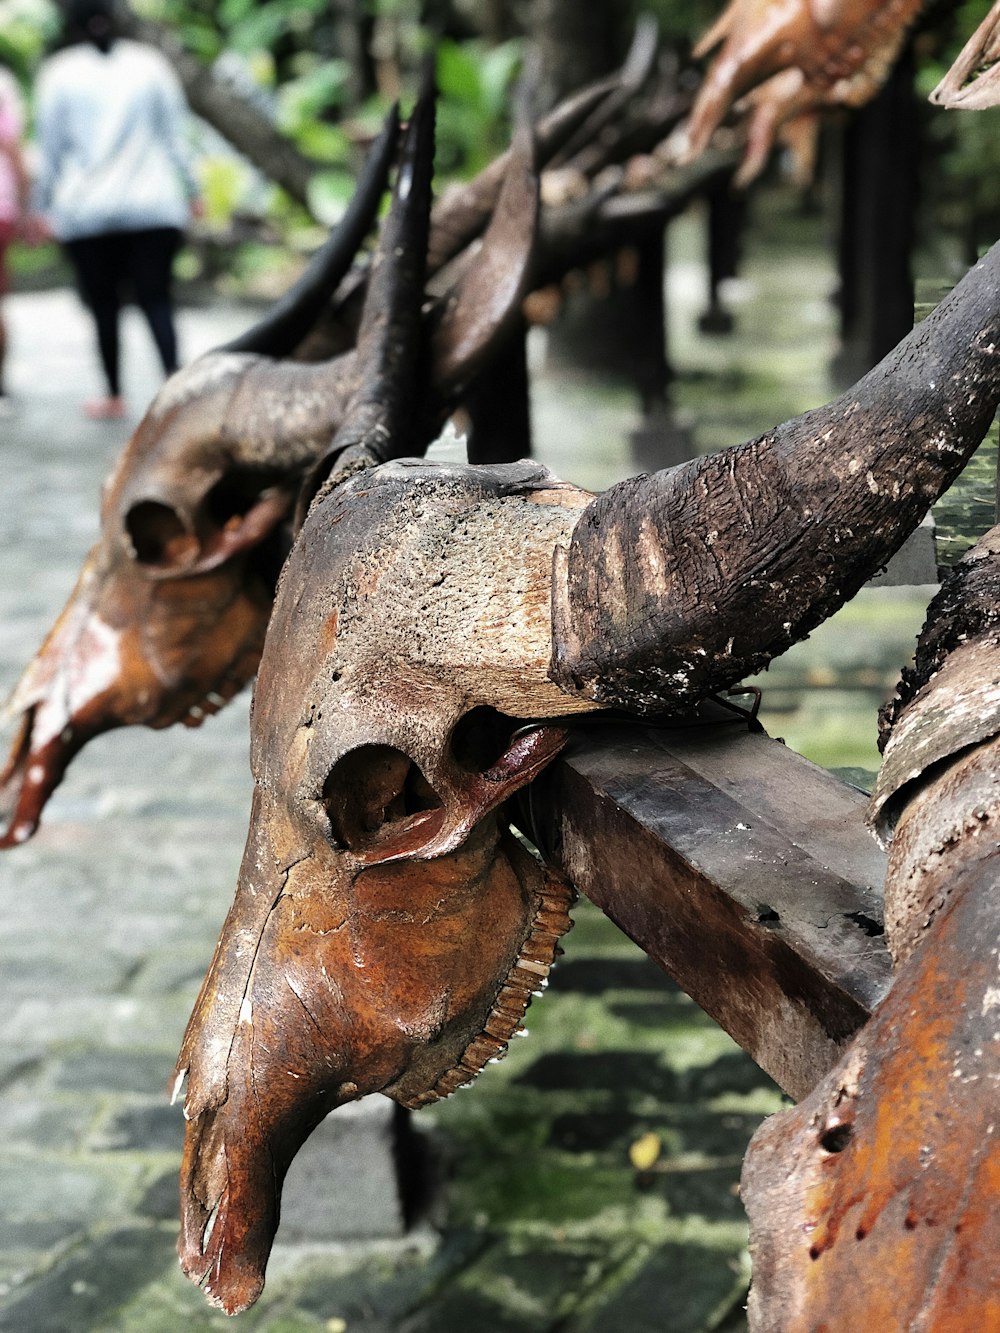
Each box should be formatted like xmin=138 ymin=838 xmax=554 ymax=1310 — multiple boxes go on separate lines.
xmin=833 ymin=44 xmax=919 ymax=386
xmin=464 ymin=319 xmax=533 ymax=464
xmin=697 ymin=176 xmax=746 ymax=335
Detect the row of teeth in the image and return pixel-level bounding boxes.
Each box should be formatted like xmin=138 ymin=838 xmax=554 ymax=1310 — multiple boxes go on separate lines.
xmin=183 ymin=628 xmax=270 ymax=727
xmin=402 ymin=876 xmax=575 ymax=1108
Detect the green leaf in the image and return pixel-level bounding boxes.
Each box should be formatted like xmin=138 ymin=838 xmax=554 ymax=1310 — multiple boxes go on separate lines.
xmin=307 ymin=168 xmax=363 ymax=225
xmin=292 ymin=121 xmax=353 ymax=163
xmin=227 ymin=6 xmax=288 ymax=55
xmin=436 ymin=38 xmax=485 ymax=112
xmin=218 ymin=0 xmax=255 ymax=29
xmin=478 ymin=40 xmax=521 ymax=121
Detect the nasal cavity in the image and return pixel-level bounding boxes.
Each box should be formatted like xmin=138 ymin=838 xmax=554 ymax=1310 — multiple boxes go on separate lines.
xmin=450 ymin=706 xmax=521 ymax=774
xmin=323 ymin=745 xmax=442 ymax=851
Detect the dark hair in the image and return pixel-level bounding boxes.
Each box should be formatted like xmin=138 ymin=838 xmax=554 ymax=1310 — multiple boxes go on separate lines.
xmin=66 ymin=0 xmax=118 ymax=54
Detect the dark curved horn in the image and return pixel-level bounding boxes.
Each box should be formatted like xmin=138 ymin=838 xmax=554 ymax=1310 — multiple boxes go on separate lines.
xmin=220 ymin=103 xmax=401 ymax=358
xmin=551 ymin=237 xmax=1000 ymax=713
xmin=295 ymin=78 xmax=437 ymax=520
xmin=547 ymin=13 xmax=660 ymax=170
xmin=429 ymin=126 xmax=538 ymax=396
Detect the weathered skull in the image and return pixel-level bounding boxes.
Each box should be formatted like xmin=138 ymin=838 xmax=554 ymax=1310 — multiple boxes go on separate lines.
xmin=0 ymin=348 xmax=358 ymax=847
xmin=175 ymin=459 xmax=600 ymax=1312
xmin=0 ymin=99 xmax=403 ymax=848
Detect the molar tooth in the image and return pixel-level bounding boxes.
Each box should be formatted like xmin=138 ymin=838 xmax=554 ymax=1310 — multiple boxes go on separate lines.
xmin=517 ymin=958 xmax=551 ymax=977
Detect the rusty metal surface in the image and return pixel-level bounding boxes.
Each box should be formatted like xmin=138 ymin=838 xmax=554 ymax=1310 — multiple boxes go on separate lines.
xmin=537 ymin=718 xmax=890 ymax=1100
xmin=744 ymin=518 xmax=1000 ymax=1328
xmin=742 ymin=846 xmax=1000 ymax=1331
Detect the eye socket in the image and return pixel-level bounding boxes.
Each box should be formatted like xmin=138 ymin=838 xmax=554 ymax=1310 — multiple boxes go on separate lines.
xmin=323 ymin=744 xmax=442 ymax=851
xmin=450 ymin=706 xmax=521 ymax=774
xmin=126 ymin=500 xmax=198 ymax=568
xmin=205 ymin=466 xmax=284 ymax=529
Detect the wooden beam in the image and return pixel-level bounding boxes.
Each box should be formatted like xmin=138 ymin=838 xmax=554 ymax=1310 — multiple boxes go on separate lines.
xmin=529 ymin=714 xmax=891 ymax=1100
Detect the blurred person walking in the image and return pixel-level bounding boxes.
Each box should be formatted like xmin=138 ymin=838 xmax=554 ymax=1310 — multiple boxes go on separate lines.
xmin=0 ymin=60 xmax=32 ymax=414
xmin=33 ymin=0 xmax=200 ymax=419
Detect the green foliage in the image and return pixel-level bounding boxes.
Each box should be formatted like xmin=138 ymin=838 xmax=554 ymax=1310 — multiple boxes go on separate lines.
xmin=0 ymin=0 xmax=58 ymax=80
xmin=278 ymin=60 xmax=352 ymax=148
xmin=435 ymin=37 xmax=521 ymax=176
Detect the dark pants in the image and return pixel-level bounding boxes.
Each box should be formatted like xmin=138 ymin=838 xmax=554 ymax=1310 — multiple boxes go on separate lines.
xmin=64 ymin=226 xmax=182 ymax=397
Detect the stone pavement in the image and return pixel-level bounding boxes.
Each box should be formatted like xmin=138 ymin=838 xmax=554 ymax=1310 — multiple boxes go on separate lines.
xmin=0 ymin=205 xmax=868 ymax=1333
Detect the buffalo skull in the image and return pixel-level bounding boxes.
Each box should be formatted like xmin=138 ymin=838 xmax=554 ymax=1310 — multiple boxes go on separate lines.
xmin=0 ymin=94 xmax=542 ymax=847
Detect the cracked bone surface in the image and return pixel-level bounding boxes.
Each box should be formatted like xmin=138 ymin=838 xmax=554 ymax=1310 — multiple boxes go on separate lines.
xmin=174 ymin=232 xmax=1000 ymax=1312
xmin=0 ymin=105 xmax=402 ymax=850
xmin=175 ymin=460 xmax=596 ymax=1313
xmin=740 ymin=528 xmax=1000 ymax=1331
xmin=673 ymin=0 xmax=923 ymax=184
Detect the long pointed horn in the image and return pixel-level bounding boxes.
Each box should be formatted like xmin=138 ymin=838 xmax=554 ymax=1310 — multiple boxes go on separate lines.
xmin=295 ymin=77 xmax=437 ymax=518
xmin=552 ymin=238 xmax=1000 ymax=713
xmin=429 ymin=126 xmax=539 ymax=396
xmin=219 ymin=104 xmax=401 ymax=357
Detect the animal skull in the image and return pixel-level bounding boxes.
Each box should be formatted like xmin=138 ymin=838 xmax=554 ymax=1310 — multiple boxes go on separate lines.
xmin=174 ymin=227 xmax=1000 ymax=1313
xmin=175 ymin=459 xmax=599 ymax=1312
xmin=0 ymin=350 xmax=350 ymax=847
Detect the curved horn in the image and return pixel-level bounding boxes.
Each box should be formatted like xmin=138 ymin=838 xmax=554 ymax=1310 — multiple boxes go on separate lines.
xmin=430 ymin=126 xmax=539 ymax=396
xmin=295 ymin=77 xmax=437 ymax=518
xmin=552 ymin=237 xmax=1000 ymax=713
xmin=220 ymin=103 xmax=400 ymax=357
xmin=930 ymin=0 xmax=1000 ymax=109
xmin=425 ymin=74 xmax=616 ymax=275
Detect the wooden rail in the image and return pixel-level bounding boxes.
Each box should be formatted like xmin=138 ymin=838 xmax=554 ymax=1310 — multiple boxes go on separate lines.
xmin=529 ymin=707 xmax=892 ymax=1100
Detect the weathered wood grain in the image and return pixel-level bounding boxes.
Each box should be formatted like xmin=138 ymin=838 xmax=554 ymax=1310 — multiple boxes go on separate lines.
xmin=533 ymin=714 xmax=890 ymax=1100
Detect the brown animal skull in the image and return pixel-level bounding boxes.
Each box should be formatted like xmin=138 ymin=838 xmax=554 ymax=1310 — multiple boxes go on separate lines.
xmin=175 ymin=460 xmax=598 ymax=1312
xmin=0 ymin=349 xmax=357 ymax=847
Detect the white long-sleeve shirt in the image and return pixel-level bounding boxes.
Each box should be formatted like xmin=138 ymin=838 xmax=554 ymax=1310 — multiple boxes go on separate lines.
xmin=34 ymin=39 xmax=197 ymax=241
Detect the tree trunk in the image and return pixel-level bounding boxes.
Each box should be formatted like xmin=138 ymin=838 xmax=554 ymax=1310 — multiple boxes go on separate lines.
xmin=118 ymin=12 xmax=319 ymax=211
xmin=833 ymin=45 xmax=919 ymax=386
xmin=521 ymin=0 xmax=625 ymax=119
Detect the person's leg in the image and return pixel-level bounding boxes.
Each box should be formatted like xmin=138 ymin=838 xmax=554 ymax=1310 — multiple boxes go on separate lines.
xmin=126 ymin=228 xmax=182 ymax=376
xmin=64 ymin=233 xmax=126 ymax=414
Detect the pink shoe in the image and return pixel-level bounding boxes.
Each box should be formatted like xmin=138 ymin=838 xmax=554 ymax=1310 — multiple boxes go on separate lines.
xmin=83 ymin=396 xmax=127 ymax=420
